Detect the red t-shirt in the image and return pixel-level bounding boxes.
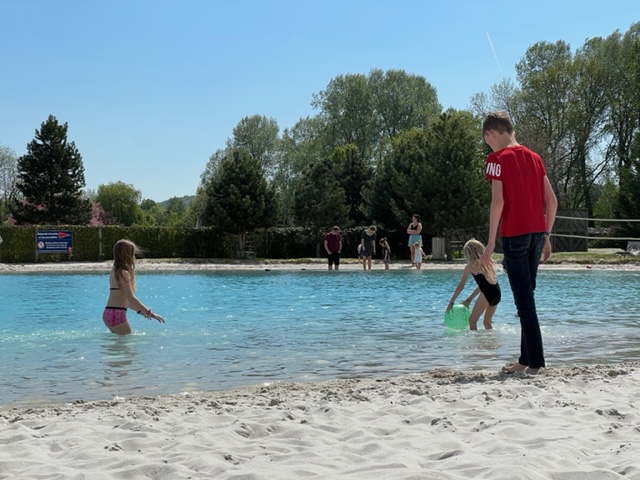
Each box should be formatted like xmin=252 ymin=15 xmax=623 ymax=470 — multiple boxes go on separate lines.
xmin=324 ymin=232 xmax=342 ymax=253
xmin=485 ymin=145 xmax=547 ymax=237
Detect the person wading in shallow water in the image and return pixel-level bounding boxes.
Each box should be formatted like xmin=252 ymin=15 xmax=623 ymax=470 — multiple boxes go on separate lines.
xmin=103 ymin=239 xmax=165 ymax=335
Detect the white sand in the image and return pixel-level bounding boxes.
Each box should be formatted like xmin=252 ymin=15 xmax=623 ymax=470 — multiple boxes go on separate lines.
xmin=2 ymin=363 xmax=639 ymax=479
xmin=2 ymin=261 xmax=640 ymax=479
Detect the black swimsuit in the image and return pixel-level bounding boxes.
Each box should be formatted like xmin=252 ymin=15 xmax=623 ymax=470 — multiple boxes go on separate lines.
xmin=472 ymin=273 xmax=501 ymax=306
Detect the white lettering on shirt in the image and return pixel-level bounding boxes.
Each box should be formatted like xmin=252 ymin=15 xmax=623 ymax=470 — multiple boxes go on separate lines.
xmin=486 ymin=162 xmax=501 ymax=178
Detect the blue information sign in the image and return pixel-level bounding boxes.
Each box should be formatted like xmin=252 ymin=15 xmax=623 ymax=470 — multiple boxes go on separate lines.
xmin=36 ymin=230 xmax=73 ymax=254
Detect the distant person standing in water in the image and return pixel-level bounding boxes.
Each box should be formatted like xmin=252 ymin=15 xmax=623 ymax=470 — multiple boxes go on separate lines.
xmin=103 ymin=239 xmax=165 ymax=335
xmin=407 ymin=214 xmax=422 ymax=266
xmin=324 ymin=226 xmax=342 ymax=271
xmin=481 ymin=111 xmax=557 ymax=374
xmin=360 ymin=225 xmax=377 ymax=270
xmin=379 ymin=237 xmax=391 ymax=270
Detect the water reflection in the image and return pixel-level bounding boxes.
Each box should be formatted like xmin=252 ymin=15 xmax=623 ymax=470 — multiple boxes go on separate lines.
xmin=101 ymin=334 xmax=139 ymax=379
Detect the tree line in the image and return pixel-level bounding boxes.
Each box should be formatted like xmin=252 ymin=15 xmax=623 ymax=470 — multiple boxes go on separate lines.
xmin=1 ymin=22 xmax=639 ymax=252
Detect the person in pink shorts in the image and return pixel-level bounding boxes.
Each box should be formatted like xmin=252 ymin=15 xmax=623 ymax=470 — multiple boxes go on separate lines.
xmin=103 ymin=239 xmax=165 ymax=335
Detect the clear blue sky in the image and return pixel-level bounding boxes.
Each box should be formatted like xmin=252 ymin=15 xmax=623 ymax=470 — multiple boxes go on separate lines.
xmin=1 ymin=1 xmax=638 ymax=202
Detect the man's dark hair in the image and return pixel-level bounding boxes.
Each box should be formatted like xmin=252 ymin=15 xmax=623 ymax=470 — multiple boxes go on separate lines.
xmin=482 ymin=111 xmax=514 ymax=135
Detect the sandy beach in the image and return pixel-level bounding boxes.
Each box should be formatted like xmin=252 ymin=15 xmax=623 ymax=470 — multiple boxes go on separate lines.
xmin=1 ymin=363 xmax=639 ymax=479
xmin=2 ymin=260 xmax=640 ymax=479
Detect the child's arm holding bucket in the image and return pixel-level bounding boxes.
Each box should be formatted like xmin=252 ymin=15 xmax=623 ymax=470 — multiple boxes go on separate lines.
xmin=447 ymin=265 xmax=471 ymax=312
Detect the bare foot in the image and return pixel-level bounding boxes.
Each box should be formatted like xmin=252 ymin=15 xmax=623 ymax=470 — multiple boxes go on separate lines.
xmin=524 ymin=367 xmax=540 ymax=375
xmin=502 ymin=362 xmax=526 ymax=374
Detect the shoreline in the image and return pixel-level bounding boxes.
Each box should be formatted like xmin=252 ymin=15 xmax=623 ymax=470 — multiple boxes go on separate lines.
xmin=2 ymin=258 xmax=640 ymax=273
xmin=3 ymin=362 xmax=639 ymax=479
xmin=3 ymin=260 xmax=640 ymax=478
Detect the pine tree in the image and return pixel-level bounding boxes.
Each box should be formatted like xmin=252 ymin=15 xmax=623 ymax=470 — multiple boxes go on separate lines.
xmin=13 ymin=115 xmax=91 ymax=225
xmin=203 ymin=149 xmax=278 ymax=252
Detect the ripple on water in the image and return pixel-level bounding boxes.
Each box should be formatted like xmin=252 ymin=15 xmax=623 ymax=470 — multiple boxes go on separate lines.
xmin=1 ymin=269 xmax=639 ymax=405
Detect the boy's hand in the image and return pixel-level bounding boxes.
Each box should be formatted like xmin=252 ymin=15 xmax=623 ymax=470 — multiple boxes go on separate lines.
xmin=480 ymin=242 xmax=495 ymax=267
xmin=542 ymin=236 xmax=552 ymax=262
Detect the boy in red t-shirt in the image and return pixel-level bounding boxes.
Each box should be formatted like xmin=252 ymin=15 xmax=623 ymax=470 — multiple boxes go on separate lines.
xmin=324 ymin=226 xmax=342 ymax=271
xmin=480 ymin=111 xmax=557 ymax=375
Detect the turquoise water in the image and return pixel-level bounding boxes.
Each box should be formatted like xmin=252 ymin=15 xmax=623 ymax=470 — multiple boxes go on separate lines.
xmin=1 ymin=268 xmax=639 ymax=407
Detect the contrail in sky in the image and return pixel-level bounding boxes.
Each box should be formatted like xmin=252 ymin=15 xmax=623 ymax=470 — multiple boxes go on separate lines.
xmin=485 ymin=32 xmax=503 ymax=76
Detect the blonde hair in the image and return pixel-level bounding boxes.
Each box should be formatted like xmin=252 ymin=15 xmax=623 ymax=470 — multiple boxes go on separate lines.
xmin=113 ymin=239 xmax=139 ymax=290
xmin=463 ymin=239 xmax=497 ymax=284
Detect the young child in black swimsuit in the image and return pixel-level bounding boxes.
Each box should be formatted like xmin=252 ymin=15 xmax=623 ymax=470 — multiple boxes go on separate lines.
xmin=446 ymin=239 xmax=501 ymax=330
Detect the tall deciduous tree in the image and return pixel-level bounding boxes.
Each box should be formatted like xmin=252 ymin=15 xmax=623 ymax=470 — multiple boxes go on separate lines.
xmin=227 ymin=115 xmax=281 ymax=179
xmin=311 ymin=69 xmax=442 ymax=165
xmin=203 ymin=149 xmax=278 ymax=252
xmin=95 ymin=181 xmax=143 ymax=226
xmin=369 ymin=69 xmax=441 ymax=140
xmin=616 ymin=135 xmax=640 ymax=239
xmin=13 ymin=115 xmax=91 ymax=225
xmin=0 ymin=146 xmax=18 ymax=224
xmin=275 ymin=116 xmax=329 ymax=225
xmin=513 ymin=40 xmax=574 ymax=208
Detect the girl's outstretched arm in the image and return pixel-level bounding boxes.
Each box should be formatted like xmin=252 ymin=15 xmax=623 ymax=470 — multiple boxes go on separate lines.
xmin=447 ymin=266 xmax=471 ymax=312
xmin=118 ymin=270 xmax=164 ymax=323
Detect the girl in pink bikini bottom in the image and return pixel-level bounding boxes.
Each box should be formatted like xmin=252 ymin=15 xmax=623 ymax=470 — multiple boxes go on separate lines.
xmin=103 ymin=306 xmax=128 ymax=328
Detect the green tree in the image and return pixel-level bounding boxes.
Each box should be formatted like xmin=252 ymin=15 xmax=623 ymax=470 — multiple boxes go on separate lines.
xmin=0 ymin=146 xmax=18 ymax=224
xmin=162 ymin=196 xmax=187 ymax=227
xmin=182 ymin=186 xmax=208 ymax=228
xmin=329 ymin=144 xmax=371 ymax=225
xmin=95 ymin=181 xmax=143 ymax=226
xmin=140 ymin=198 xmax=164 ymax=226
xmin=426 ymin=111 xmax=490 ymax=244
xmin=293 ymin=156 xmax=350 ymax=234
xmin=275 ymin=117 xmax=329 ymax=225
xmin=312 ymin=73 xmax=375 ymax=162
xmin=513 ymin=40 xmax=575 ymax=208
xmin=369 ymin=68 xmax=441 ymax=140
xmin=203 ymin=149 xmax=278 ymax=252
xmin=616 ymin=135 xmax=640 ymax=239
xmin=311 ymin=69 xmax=442 ymax=165
xmin=364 ymin=111 xmax=489 ymax=258
xmin=227 ymin=115 xmax=281 ymax=179
xmin=564 ymin=37 xmax=612 ymax=214
xmin=604 ymin=23 xmax=640 ymax=174
xmin=13 ymin=115 xmax=91 ymax=225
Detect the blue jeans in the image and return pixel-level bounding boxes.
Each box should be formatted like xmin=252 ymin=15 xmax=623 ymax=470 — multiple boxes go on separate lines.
xmin=502 ymin=233 xmax=545 ymax=368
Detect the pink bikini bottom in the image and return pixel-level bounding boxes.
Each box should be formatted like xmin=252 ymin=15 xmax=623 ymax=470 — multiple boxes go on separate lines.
xmin=103 ymin=306 xmax=128 ymax=327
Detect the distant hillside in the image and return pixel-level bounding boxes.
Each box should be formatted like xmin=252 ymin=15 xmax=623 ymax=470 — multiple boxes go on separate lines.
xmin=158 ymin=195 xmax=195 ymax=208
